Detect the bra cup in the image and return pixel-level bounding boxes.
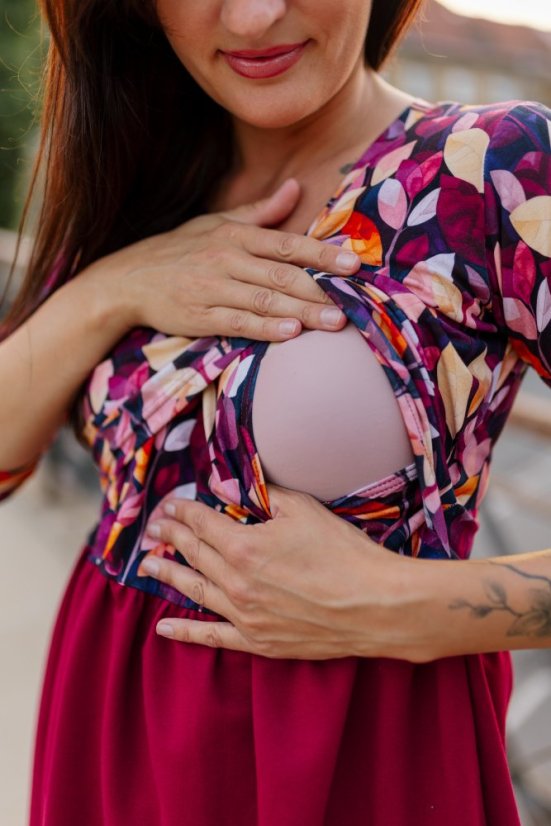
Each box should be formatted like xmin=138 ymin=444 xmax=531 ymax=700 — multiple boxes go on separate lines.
xmin=251 ymin=323 xmax=415 ymax=501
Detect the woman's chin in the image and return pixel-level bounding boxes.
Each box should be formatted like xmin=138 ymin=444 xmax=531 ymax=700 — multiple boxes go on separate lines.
xmin=222 ymin=95 xmax=323 ymax=131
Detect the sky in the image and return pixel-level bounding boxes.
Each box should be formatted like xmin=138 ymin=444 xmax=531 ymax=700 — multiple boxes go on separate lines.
xmin=440 ymin=0 xmax=551 ymax=31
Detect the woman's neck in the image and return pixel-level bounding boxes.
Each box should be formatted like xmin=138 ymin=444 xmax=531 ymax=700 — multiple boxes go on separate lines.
xmin=222 ymin=69 xmax=415 ymax=203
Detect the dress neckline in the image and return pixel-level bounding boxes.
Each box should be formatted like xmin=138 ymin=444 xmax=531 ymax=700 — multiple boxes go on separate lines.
xmin=304 ymin=97 xmax=435 ymax=238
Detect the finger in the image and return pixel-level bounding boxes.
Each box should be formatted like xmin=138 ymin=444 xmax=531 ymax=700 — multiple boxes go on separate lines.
xmin=220 ymin=222 xmax=361 ymax=276
xmin=225 ymin=247 xmax=334 ymax=305
xmin=211 ymin=270 xmax=347 ymax=332
xmin=221 ymin=178 xmax=301 ymax=227
xmin=199 ymin=306 xmax=303 ymax=341
xmin=156 ymin=618 xmax=256 ymax=653
xmin=145 ymin=519 xmax=227 ymax=584
xmin=161 ymin=500 xmax=250 ymax=564
xmin=138 ymin=555 xmax=234 ymax=617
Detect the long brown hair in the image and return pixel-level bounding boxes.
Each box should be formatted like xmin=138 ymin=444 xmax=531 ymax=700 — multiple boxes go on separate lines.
xmin=2 ymin=0 xmax=423 ymax=336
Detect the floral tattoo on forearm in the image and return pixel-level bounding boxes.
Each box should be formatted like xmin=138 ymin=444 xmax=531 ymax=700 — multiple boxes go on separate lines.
xmin=449 ymin=563 xmax=551 ymax=637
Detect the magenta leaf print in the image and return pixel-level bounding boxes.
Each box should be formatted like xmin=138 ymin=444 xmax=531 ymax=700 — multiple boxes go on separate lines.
xmin=512 ymin=242 xmax=537 ymax=304
xmin=437 ymin=175 xmax=485 ymax=264
xmin=404 ymin=152 xmax=443 ymax=199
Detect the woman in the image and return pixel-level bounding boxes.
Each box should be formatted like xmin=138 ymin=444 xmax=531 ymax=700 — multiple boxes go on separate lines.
xmin=1 ymin=0 xmax=551 ymax=824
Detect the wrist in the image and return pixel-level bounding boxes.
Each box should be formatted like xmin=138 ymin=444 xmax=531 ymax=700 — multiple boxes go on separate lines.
xmin=69 ymin=256 xmax=139 ymax=339
xmin=353 ymin=550 xmax=452 ymax=663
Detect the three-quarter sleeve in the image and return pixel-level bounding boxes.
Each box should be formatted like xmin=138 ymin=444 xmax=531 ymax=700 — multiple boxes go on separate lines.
xmin=0 ymin=457 xmax=41 ymax=502
xmin=485 ymin=101 xmax=551 ymax=386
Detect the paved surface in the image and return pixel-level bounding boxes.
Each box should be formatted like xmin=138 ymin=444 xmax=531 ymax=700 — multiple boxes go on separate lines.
xmin=1 ymin=373 xmax=550 ymax=825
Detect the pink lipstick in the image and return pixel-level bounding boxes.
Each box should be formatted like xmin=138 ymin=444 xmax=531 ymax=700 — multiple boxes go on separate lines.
xmin=222 ymin=40 xmax=309 ymax=79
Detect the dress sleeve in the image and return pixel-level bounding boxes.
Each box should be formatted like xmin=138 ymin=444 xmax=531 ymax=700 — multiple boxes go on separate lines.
xmin=484 ymin=101 xmax=551 ymax=386
xmin=0 ymin=456 xmax=41 ymax=502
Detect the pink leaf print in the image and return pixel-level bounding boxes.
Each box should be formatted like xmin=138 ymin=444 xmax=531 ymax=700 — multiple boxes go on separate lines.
xmin=404 ymin=152 xmax=443 ymax=199
xmin=371 ymin=140 xmax=417 ymax=186
xmin=117 ymin=492 xmax=145 ymax=527
xmin=536 ymin=278 xmax=551 ymax=333
xmin=164 ymin=419 xmax=196 ymax=452
xmin=451 ymin=112 xmax=480 ymax=133
xmin=407 ymin=188 xmax=441 ymax=226
xmin=490 ymin=169 xmax=526 ymax=213
xmin=512 ymin=242 xmax=536 ymax=304
xmin=377 ymin=178 xmax=408 ymax=229
xmin=503 ymin=297 xmax=538 ymax=340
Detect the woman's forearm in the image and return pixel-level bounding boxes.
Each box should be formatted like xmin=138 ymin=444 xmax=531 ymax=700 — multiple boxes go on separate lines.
xmin=0 ymin=264 xmax=132 ymax=470
xmin=382 ymin=548 xmax=551 ymax=663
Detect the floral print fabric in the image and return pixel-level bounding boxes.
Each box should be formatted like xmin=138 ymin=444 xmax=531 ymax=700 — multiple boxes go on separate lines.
xmin=2 ymin=99 xmax=551 ymax=614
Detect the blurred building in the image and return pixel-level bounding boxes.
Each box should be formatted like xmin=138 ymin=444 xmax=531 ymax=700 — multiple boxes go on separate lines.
xmin=388 ymin=0 xmax=551 ymax=107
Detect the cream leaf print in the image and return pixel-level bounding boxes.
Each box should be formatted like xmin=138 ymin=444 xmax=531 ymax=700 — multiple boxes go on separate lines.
xmin=437 ymin=343 xmax=473 ymax=437
xmin=143 ymin=336 xmax=194 ymax=371
xmin=510 ymin=196 xmax=551 ymax=257
xmin=89 ymin=360 xmax=114 ymax=414
xmin=371 ymin=140 xmax=417 ymax=186
xmin=443 ymin=128 xmax=490 ymax=193
xmin=311 ymin=186 xmax=366 ymax=239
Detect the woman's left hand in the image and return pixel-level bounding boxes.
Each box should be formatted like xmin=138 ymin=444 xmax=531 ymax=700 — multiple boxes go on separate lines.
xmin=139 ymin=485 xmax=414 ymax=660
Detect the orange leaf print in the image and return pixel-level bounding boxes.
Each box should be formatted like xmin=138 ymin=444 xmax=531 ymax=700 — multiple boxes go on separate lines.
xmin=340 ymin=211 xmax=383 ymax=266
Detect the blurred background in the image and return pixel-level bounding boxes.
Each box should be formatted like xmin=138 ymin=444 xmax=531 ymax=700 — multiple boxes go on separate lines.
xmin=0 ymin=0 xmax=550 ymax=823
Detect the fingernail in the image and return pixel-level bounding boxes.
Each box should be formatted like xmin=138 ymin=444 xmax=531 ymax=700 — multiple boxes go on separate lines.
xmin=157 ymin=622 xmax=174 ymax=637
xmin=279 ymin=320 xmax=299 ymax=336
xmin=141 ymin=558 xmax=161 ymax=576
xmin=321 ymin=307 xmax=345 ymax=326
xmin=164 ymin=502 xmax=177 ymax=516
xmin=336 ymin=251 xmax=359 ymax=270
xmin=147 ymin=523 xmax=161 ymax=538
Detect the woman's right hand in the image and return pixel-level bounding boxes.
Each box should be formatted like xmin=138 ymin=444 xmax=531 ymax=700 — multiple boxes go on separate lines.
xmin=90 ymin=178 xmax=360 ymax=341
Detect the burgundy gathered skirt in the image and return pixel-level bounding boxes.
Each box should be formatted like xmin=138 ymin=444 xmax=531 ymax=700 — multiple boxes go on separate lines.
xmin=30 ymin=546 xmax=521 ymax=826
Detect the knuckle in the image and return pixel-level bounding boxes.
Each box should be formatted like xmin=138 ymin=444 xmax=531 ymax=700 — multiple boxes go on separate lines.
xmin=252 ymin=288 xmax=274 ymax=314
xmin=186 ymin=536 xmax=201 ymax=570
xmin=275 ymin=233 xmax=297 ymax=260
xmin=228 ymin=536 xmax=253 ymax=564
xmin=267 ymin=264 xmax=292 ymax=289
xmin=229 ymin=310 xmax=246 ymax=333
xmin=316 ymin=242 xmax=336 ymax=272
xmin=190 ymin=579 xmax=206 ymax=607
xmin=213 ymin=220 xmax=240 ymax=242
xmin=205 ymin=626 xmax=223 ymax=648
xmin=190 ymin=508 xmax=208 ymax=535
xmin=226 ymin=574 xmax=247 ymax=604
xmin=299 ymin=303 xmax=314 ymax=326
xmin=255 ymin=639 xmax=276 ymax=658
xmin=316 ymin=243 xmax=334 ymax=271
xmin=175 ymin=621 xmax=191 ymax=643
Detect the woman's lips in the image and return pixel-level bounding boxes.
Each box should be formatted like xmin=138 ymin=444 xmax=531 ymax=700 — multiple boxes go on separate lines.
xmin=222 ymin=41 xmax=309 ymax=79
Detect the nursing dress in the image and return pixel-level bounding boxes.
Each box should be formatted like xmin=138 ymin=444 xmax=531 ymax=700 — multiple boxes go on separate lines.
xmin=3 ymin=98 xmax=551 ymax=826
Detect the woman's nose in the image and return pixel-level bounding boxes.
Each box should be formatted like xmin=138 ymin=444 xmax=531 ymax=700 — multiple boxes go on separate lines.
xmin=220 ymin=0 xmax=287 ymax=40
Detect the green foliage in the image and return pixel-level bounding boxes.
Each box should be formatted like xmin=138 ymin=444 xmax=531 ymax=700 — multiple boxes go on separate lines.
xmin=0 ymin=0 xmax=43 ymax=229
